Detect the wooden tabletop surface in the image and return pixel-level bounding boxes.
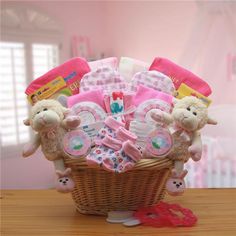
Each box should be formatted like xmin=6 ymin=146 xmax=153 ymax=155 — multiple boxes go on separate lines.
xmin=1 ymin=189 xmax=236 ymax=236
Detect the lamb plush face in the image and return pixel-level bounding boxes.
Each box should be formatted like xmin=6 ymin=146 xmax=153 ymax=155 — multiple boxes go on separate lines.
xmin=172 ymin=96 xmax=213 ymax=132
xmin=27 ymin=99 xmax=68 ymax=132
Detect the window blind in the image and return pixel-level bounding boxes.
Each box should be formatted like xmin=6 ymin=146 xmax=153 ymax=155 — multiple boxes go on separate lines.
xmin=0 ymin=42 xmax=59 ymax=147
xmin=32 ymin=44 xmax=59 ymax=79
xmin=0 ymin=42 xmax=29 ymax=146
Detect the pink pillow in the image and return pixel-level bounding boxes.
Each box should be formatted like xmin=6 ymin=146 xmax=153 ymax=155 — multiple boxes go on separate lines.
xmin=149 ymin=57 xmax=212 ymax=96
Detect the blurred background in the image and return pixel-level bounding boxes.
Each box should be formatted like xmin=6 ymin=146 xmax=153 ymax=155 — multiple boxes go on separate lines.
xmin=1 ymin=0 xmax=236 ymax=189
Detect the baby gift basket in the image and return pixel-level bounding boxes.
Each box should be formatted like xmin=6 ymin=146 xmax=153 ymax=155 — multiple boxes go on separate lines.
xmin=23 ymin=56 xmax=216 ymax=218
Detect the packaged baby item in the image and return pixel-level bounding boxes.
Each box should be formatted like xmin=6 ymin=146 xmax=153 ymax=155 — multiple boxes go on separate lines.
xmin=176 ymin=83 xmax=212 ymax=107
xmin=25 ymin=57 xmax=90 ymax=105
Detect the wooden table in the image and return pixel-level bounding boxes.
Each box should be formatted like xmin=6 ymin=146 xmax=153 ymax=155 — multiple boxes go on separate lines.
xmin=1 ymin=189 xmax=236 ymax=236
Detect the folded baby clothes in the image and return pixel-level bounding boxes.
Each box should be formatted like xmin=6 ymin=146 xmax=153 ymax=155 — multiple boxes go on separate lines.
xmin=133 ymin=85 xmax=174 ymax=123
xmin=70 ymin=101 xmax=107 ymax=127
xmin=87 ymin=127 xmax=142 ymax=172
xmin=119 ymin=57 xmax=149 ymax=82
xmin=67 ymin=89 xmax=106 ymax=110
xmin=102 ymin=139 xmax=142 ymax=173
xmin=133 ymin=85 xmax=173 ymax=108
xmin=88 ymin=57 xmax=118 ymax=71
xmin=94 ymin=116 xmax=125 ymax=146
xmin=131 ymin=70 xmax=175 ymax=95
xmin=103 ymin=127 xmax=142 ymax=173
xmin=80 ymin=66 xmax=130 ymax=94
xmin=149 ymin=57 xmax=212 ymax=96
xmin=129 ymin=120 xmax=155 ymax=149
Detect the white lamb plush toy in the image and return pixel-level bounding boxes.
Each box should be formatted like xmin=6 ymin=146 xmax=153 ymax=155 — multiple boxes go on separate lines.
xmin=151 ymin=96 xmax=217 ymax=196
xmin=22 ymin=99 xmax=81 ymax=193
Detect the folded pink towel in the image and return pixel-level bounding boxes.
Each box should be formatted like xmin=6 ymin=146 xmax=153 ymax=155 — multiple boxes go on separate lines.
xmin=67 ymin=89 xmax=105 ymax=110
xmin=25 ymin=57 xmax=90 ymax=96
xmin=149 ymin=58 xmax=212 ymax=96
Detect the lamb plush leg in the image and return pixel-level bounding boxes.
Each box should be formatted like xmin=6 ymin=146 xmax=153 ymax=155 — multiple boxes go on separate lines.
xmin=166 ymin=160 xmax=188 ymax=196
xmin=189 ymin=131 xmax=202 ymax=161
xmin=22 ymin=134 xmax=40 ymax=157
xmin=53 ymin=159 xmax=75 ymax=193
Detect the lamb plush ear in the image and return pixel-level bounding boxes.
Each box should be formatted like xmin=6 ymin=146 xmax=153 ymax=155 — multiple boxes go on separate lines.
xmin=55 ymin=170 xmax=64 ymax=178
xmin=207 ymin=116 xmax=217 ymax=125
xmin=180 ymin=169 xmax=188 ymax=179
xmin=64 ymin=168 xmax=72 ymax=176
xmin=23 ymin=118 xmax=30 ymax=126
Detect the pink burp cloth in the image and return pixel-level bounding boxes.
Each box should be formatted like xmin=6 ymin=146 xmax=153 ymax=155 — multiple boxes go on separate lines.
xmin=132 ymin=85 xmax=173 ymax=108
xmin=149 ymin=57 xmax=212 ymax=96
xmin=88 ymin=57 xmax=118 ymax=71
xmin=132 ymin=85 xmax=174 ymax=125
xmin=80 ymin=66 xmax=130 ymax=94
xmin=25 ymin=57 xmax=90 ymax=96
xmin=67 ymin=89 xmax=106 ymax=110
xmin=131 ymin=70 xmax=175 ymax=95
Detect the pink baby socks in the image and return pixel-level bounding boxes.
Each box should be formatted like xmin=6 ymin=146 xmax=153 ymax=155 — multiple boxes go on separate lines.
xmin=86 ymin=117 xmax=142 ymax=173
xmin=86 ymin=116 xmax=125 ymax=166
xmin=102 ymin=127 xmax=142 ymax=173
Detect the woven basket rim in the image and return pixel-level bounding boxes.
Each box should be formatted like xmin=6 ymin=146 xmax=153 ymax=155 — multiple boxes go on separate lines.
xmin=64 ymin=156 xmax=173 ymax=171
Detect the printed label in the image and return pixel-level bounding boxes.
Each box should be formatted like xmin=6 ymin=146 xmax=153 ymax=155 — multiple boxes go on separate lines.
xmin=176 ymin=83 xmax=212 ymax=107
xmin=27 ymin=76 xmax=70 ymax=105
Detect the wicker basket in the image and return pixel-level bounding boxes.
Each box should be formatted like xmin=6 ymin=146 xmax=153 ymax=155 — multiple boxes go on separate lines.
xmin=64 ymin=155 xmax=173 ymax=215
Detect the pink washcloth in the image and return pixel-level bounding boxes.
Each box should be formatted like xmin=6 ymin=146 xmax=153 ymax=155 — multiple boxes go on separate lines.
xmin=133 ymin=85 xmax=174 ymax=107
xmin=67 ymin=89 xmax=106 ymax=110
xmin=149 ymin=57 xmax=212 ymax=96
xmin=25 ymin=57 xmax=90 ymax=95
